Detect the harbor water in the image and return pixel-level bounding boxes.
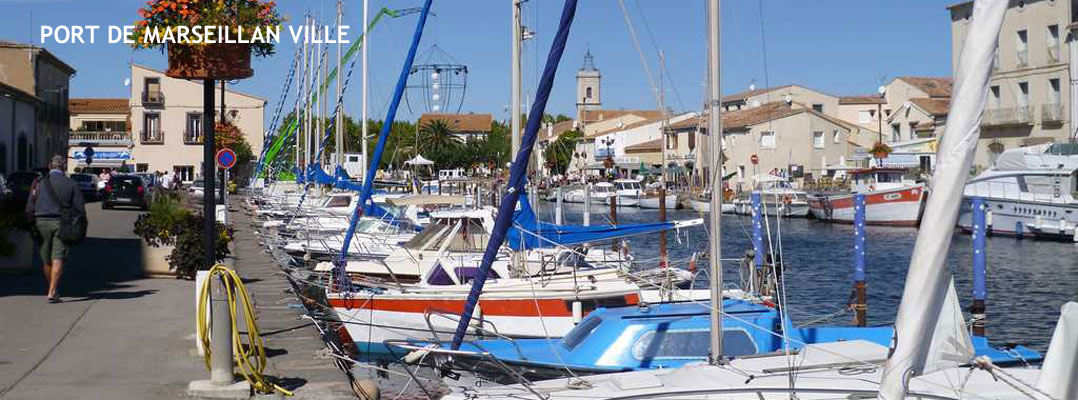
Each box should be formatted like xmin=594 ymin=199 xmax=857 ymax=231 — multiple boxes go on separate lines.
xmin=531 ymin=201 xmax=1078 ymax=352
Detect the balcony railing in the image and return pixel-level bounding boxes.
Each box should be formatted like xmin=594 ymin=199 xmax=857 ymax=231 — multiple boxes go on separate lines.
xmin=184 ymin=130 xmax=203 ymax=144
xmin=140 ymin=130 xmax=164 ymax=144
xmin=142 ymin=91 xmax=165 ymax=107
xmin=982 ymin=106 xmax=1034 ymax=127
xmin=1041 ymin=103 xmax=1064 ymax=123
xmin=69 ymin=130 xmax=133 ymax=145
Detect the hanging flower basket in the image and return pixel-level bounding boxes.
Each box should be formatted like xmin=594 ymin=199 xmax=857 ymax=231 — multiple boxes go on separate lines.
xmin=167 ymin=43 xmax=253 ymax=80
xmin=130 ymin=0 xmax=281 ymax=80
xmin=870 ymin=142 xmax=892 ymax=160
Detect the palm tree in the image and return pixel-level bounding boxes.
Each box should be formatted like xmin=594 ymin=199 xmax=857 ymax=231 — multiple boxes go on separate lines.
xmin=418 ymin=119 xmax=463 ymax=167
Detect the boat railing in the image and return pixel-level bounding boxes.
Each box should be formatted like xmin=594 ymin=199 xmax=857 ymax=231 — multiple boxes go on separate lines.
xmin=966 ymin=179 xmax=1072 ymax=205
xmin=421 ymin=310 xmax=520 ymax=354
xmin=382 ymin=340 xmax=546 ymax=399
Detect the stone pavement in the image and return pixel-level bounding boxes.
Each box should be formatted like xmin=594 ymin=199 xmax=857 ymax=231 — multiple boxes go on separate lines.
xmin=0 ymin=199 xmax=357 ymax=400
xmin=0 ymin=202 xmax=205 ymax=400
xmin=227 ymin=207 xmax=356 ymax=400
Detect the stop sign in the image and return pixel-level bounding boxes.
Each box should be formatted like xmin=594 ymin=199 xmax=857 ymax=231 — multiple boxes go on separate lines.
xmin=750 ymin=154 xmax=759 ymax=165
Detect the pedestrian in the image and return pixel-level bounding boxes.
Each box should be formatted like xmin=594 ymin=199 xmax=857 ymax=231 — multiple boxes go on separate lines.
xmin=26 ymin=155 xmax=87 ymax=303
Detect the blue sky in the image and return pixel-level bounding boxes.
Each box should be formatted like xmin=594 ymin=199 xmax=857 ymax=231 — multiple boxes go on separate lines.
xmin=0 ymin=0 xmax=956 ymax=123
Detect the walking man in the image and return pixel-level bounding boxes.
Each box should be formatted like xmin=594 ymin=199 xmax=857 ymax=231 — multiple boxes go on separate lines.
xmin=26 ymin=155 xmax=86 ymax=303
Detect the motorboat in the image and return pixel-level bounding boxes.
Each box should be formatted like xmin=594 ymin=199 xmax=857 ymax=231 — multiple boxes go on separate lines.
xmin=808 ymin=167 xmax=926 ymax=226
xmin=612 ymin=179 xmax=643 ymax=206
xmin=419 ymin=298 xmax=1040 ymax=384
xmin=732 ymin=175 xmax=811 ymax=217
xmin=957 ymin=143 xmax=1078 ymax=240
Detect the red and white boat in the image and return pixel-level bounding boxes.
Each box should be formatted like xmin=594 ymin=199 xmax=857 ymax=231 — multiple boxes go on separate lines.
xmin=808 ymin=167 xmax=926 ymax=227
xmin=321 ymin=209 xmax=707 ymax=355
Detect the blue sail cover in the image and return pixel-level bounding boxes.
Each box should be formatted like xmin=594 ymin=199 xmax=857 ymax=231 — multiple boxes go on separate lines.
xmin=450 ymin=0 xmax=579 ymax=350
xmin=505 ymin=196 xmax=678 ymax=251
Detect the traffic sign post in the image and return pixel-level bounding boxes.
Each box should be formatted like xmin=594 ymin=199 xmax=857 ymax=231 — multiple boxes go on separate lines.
xmin=215 ymin=148 xmax=236 ymax=206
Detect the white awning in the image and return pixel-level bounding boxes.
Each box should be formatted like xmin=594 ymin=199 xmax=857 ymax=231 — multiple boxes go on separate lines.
xmin=404 ymin=154 xmax=434 ymax=166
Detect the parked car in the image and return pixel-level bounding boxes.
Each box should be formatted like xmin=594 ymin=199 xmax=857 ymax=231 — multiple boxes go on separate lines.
xmin=70 ymin=173 xmax=101 ymax=200
xmin=102 ymin=175 xmax=149 ymax=210
xmin=0 ymin=174 xmax=10 ymax=203
xmin=188 ymin=179 xmax=205 ymax=203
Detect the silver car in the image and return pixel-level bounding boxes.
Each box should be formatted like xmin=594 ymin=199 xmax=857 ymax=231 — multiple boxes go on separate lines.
xmin=70 ymin=173 xmax=101 ymax=200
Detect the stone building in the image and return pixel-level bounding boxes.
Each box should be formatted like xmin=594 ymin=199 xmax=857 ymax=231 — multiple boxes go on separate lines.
xmin=0 ymin=41 xmax=75 ymax=174
xmin=417 ymin=113 xmax=493 ymax=142
xmin=128 ymin=64 xmax=265 ymax=182
xmin=67 ymin=98 xmax=131 ymax=172
xmin=949 ymin=0 xmax=1074 ymax=166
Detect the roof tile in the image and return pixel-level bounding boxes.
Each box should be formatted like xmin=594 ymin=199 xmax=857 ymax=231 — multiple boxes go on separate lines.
xmin=68 ymin=98 xmax=129 ymax=114
xmin=418 ymin=113 xmax=493 ymax=132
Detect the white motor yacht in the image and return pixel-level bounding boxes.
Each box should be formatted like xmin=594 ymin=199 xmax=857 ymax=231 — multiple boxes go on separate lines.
xmin=958 ymin=143 xmax=1078 ymax=240
xmin=733 ymin=175 xmax=811 ymax=217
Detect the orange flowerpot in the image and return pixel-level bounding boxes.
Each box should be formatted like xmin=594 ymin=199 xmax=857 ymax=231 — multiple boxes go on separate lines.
xmin=166 ymin=44 xmax=253 ymax=80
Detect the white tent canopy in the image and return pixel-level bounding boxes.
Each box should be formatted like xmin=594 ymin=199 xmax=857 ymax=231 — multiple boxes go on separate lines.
xmin=404 ymin=154 xmax=434 ymax=166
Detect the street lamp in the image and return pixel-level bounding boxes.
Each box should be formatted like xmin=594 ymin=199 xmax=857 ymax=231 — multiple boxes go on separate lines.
xmin=600 ymin=137 xmax=615 ymax=180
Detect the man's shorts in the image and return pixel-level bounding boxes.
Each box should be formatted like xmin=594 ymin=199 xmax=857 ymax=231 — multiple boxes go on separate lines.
xmin=35 ymin=218 xmax=67 ymax=261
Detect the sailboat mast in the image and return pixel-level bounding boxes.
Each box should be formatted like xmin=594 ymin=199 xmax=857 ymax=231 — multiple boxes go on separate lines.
xmin=301 ymin=15 xmax=310 ymax=169
xmin=878 ymin=0 xmax=1006 ymax=397
xmin=335 ymin=1 xmax=343 ymax=169
xmin=361 ymin=0 xmax=369 ymax=179
xmin=706 ymin=0 xmax=724 ymax=365
xmin=510 ymin=0 xmax=523 ymax=157
xmin=658 ymin=50 xmax=668 ymax=267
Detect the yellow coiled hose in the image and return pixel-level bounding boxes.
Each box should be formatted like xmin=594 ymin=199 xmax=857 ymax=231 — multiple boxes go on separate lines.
xmin=197 ymin=264 xmax=294 ymax=396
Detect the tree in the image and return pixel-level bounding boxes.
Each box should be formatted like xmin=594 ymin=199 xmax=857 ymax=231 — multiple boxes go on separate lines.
xmin=417 ymin=119 xmax=463 ymax=168
xmin=214 ymin=122 xmax=254 ymax=166
xmin=543 ymin=129 xmax=582 ymax=175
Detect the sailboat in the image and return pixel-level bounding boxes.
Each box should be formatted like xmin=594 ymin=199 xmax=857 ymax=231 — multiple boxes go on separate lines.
xmin=437 ymin=1 xmax=1078 ymax=399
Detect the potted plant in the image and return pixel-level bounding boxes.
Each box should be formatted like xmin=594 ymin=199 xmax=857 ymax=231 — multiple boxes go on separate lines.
xmin=131 ymin=0 xmax=282 ymax=79
xmin=134 ymin=195 xmax=232 ymax=279
xmin=870 ymin=142 xmax=893 ymax=160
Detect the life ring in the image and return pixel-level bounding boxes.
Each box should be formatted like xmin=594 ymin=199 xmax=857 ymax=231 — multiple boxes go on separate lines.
xmin=782 ymin=195 xmax=792 ymax=205
xmin=868 ymin=184 xmax=876 ymax=192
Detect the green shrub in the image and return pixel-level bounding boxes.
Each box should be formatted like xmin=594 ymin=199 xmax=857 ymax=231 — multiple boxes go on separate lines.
xmin=134 ymin=196 xmax=232 ymax=279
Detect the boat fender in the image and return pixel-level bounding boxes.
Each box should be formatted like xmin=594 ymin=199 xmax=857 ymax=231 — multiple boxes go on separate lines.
xmin=1015 ymin=221 xmax=1024 ymax=238
xmin=572 ymin=301 xmax=583 ymax=324
xmin=402 ymin=344 xmax=438 ymax=365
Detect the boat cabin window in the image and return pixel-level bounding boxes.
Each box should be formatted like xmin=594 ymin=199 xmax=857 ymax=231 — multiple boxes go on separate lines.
xmin=556 ymin=251 xmax=595 ymax=269
xmin=561 ymin=316 xmax=602 ymax=350
xmin=325 ymin=195 xmax=351 ymax=208
xmin=631 ymin=329 xmax=757 ymax=360
xmin=356 ymin=219 xmax=400 ymax=235
xmin=403 ymin=217 xmax=491 ymax=251
xmin=616 ymin=181 xmax=640 ymax=190
xmin=1018 ymin=175 xmax=1062 ymax=196
xmin=425 ymin=263 xmax=501 ymax=286
xmin=594 ymin=184 xmax=614 ymax=193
